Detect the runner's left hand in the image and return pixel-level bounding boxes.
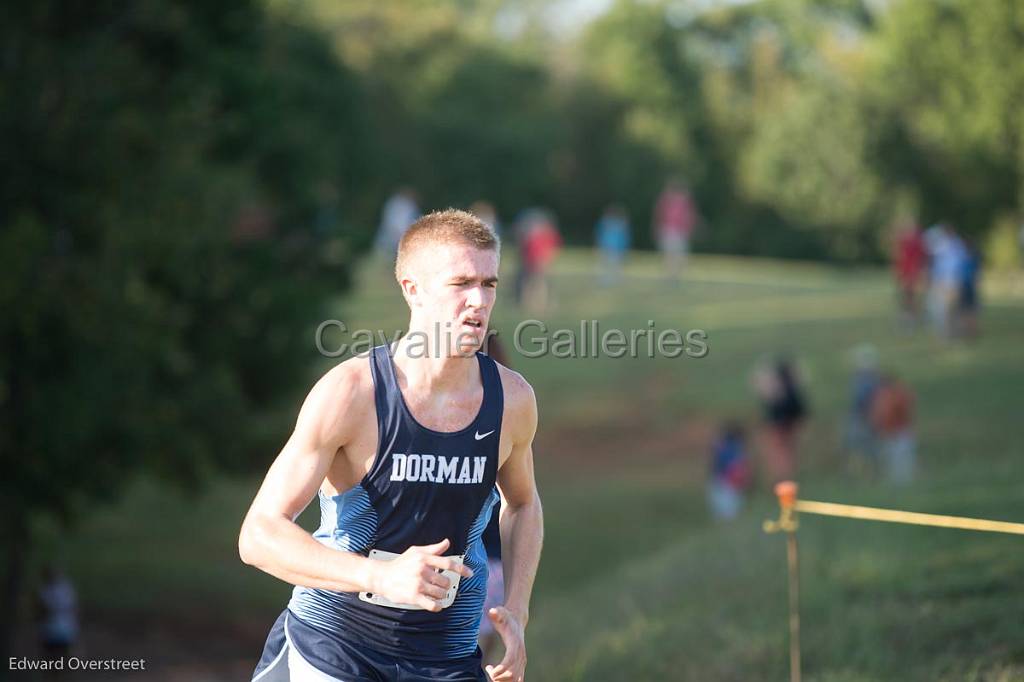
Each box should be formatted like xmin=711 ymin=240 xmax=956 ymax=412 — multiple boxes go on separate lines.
xmin=485 ymin=606 xmax=525 ymax=682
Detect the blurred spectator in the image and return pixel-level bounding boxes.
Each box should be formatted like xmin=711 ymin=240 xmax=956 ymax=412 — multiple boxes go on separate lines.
xmin=514 ymin=209 xmax=562 ymax=313
xmin=470 ymin=200 xmax=502 ymax=240
xmin=36 ymin=565 xmax=78 ymax=661
xmin=957 ymin=240 xmax=982 ymax=340
xmin=375 ymin=187 xmax=420 ymax=258
xmin=653 ymin=177 xmax=698 ymax=282
xmin=594 ymin=204 xmax=631 ymax=286
xmin=753 ymin=358 xmax=807 ymax=484
xmin=893 ymin=221 xmax=926 ymax=328
xmin=843 ymin=344 xmax=880 ymax=475
xmin=924 ymin=223 xmax=966 ymax=339
xmin=869 ymin=374 xmax=916 ymax=485
xmin=707 ymin=422 xmax=752 ymax=520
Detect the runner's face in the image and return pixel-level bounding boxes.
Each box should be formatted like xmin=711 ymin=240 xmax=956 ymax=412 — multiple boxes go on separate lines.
xmin=413 ymin=242 xmax=499 ymax=356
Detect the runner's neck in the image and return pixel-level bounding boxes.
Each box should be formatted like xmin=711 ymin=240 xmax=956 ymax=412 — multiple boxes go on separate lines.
xmin=392 ymin=338 xmax=479 ymax=393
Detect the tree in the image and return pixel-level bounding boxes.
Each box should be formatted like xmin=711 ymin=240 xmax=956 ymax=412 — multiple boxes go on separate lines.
xmin=740 ymin=82 xmax=885 ymax=258
xmin=0 ymin=0 xmax=370 ymax=657
xmin=869 ymin=0 xmax=1024 ymax=233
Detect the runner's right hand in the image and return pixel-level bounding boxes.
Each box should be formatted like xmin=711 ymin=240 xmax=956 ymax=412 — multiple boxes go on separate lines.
xmin=369 ymin=538 xmax=473 ymax=612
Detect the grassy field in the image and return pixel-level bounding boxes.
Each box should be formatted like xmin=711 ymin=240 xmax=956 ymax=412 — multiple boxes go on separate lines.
xmin=34 ymin=250 xmax=1024 ymax=681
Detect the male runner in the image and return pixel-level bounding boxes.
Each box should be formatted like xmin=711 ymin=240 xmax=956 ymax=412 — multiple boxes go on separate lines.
xmin=239 ymin=209 xmax=543 ymax=682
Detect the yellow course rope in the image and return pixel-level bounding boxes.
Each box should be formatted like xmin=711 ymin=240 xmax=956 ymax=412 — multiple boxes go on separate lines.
xmin=764 ymin=482 xmax=1024 ymax=682
xmin=793 ymin=499 xmax=1024 ymax=536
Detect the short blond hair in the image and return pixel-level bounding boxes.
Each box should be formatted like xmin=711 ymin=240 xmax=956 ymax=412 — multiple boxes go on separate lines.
xmin=395 ymin=208 xmax=500 ymax=281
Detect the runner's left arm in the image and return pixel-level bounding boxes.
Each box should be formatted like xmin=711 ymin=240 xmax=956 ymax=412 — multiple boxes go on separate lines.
xmin=488 ymin=374 xmax=542 ymax=681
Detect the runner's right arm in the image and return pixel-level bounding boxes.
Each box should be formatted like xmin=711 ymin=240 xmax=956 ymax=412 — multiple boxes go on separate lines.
xmin=237 ymin=362 xmax=470 ymax=609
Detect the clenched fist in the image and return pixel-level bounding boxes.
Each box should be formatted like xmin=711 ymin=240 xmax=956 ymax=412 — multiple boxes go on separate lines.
xmin=369 ymin=538 xmax=473 ymax=612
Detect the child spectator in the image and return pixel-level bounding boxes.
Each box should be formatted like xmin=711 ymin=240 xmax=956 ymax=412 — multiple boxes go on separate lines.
xmin=870 ymin=374 xmax=916 ymax=485
xmin=707 ymin=423 xmax=751 ymax=520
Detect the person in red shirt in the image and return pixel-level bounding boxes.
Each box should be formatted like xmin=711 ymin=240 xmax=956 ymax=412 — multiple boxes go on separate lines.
xmin=653 ymin=177 xmax=698 ymax=282
xmin=893 ymin=222 xmax=926 ymax=327
xmin=515 ymin=209 xmax=562 ymax=313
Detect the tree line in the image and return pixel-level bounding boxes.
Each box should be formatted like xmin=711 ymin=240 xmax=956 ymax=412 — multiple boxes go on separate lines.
xmin=306 ymin=0 xmax=1023 ymax=261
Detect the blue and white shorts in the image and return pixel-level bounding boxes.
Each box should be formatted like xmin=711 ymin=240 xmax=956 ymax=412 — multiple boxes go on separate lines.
xmin=252 ymin=610 xmax=487 ymax=682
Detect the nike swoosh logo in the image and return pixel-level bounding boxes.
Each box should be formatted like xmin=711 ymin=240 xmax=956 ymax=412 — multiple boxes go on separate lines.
xmin=474 ymin=430 xmax=495 ymax=441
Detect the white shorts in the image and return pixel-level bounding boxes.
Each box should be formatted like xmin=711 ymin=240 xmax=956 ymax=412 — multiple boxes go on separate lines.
xmin=253 ymin=612 xmax=342 ymax=682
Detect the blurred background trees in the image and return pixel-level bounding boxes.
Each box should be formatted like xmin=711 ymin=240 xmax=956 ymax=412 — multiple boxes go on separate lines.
xmin=291 ymin=0 xmax=1023 ymax=258
xmin=0 ymin=0 xmax=369 ymax=656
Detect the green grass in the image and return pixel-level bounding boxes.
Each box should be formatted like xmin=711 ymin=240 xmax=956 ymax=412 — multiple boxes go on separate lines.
xmin=42 ymin=250 xmax=1024 ymax=680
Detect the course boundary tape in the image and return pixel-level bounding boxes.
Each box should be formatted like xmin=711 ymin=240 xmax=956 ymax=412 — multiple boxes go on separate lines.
xmin=763 ymin=481 xmax=1024 ymax=682
xmin=793 ymin=499 xmax=1024 ymax=535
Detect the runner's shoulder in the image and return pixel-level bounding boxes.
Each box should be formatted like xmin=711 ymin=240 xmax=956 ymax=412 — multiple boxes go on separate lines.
xmin=315 ymin=353 xmax=373 ymax=394
xmin=494 ymin=362 xmax=537 ymax=434
xmin=301 ymin=355 xmax=375 ymax=440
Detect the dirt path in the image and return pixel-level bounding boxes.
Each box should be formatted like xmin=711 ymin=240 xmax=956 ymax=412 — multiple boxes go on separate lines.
xmin=536 ymin=374 xmax=716 ymax=480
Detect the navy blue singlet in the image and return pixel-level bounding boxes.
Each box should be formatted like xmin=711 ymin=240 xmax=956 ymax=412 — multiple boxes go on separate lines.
xmin=286 ymin=345 xmax=503 ymax=661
